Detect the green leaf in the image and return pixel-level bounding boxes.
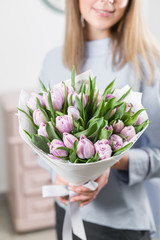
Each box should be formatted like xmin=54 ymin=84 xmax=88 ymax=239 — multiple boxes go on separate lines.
xmin=71 ymin=66 xmax=76 ymax=91
xmin=87 ymin=122 xmax=99 ymax=138
xmin=109 ymin=103 xmax=127 ymax=123
xmin=56 ymin=146 xmax=71 ymax=153
xmin=38 ymin=106 xmax=50 ymax=122
xmin=113 ymin=142 xmax=133 ymax=156
xmin=73 ymin=129 xmax=88 ymax=139
xmin=78 ymin=82 xmax=84 ymax=94
xmin=36 ymin=97 xmax=43 ymax=109
xmin=68 ymin=94 xmax=73 ymax=107
xmin=31 ymin=134 xmax=50 ymax=153
xmin=92 ymin=98 xmax=105 ymax=119
xmin=50 ymin=118 xmax=63 ymax=140
xmin=117 ymin=88 xmax=132 ymax=102
xmin=62 ymin=82 xmax=68 ymax=114
xmin=56 ymin=111 xmax=65 ymax=116
xmin=26 ymin=105 xmax=33 ymax=116
xmin=80 ymin=84 xmax=86 ymax=124
xmin=103 ymin=97 xmax=116 ymax=120
xmin=75 ymin=95 xmax=82 ymax=113
xmin=124 ymin=109 xmax=146 ymax=126
xmin=39 ymin=78 xmax=48 ymax=92
xmin=55 ymin=156 xmax=69 ymax=160
xmin=92 ymin=90 xmax=99 ymax=115
xmin=134 ymin=119 xmax=150 ymax=134
xmin=103 ymin=79 xmax=115 ymax=97
xmin=69 ymin=140 xmax=78 ymax=163
xmin=98 ymin=127 xmax=113 ymax=140
xmin=17 ymin=107 xmax=38 ymax=131
xmin=48 ymin=91 xmax=55 ymax=121
xmin=23 ymin=129 xmax=32 ymax=139
xmin=46 ymin=122 xmax=60 ymax=141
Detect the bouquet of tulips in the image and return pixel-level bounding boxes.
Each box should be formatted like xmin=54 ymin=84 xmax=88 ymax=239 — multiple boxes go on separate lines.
xmin=18 ymin=68 xmax=149 ymax=185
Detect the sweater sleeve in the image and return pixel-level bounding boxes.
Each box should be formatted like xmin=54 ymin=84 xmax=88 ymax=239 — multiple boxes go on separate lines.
xmin=128 ymin=147 xmax=160 ymax=186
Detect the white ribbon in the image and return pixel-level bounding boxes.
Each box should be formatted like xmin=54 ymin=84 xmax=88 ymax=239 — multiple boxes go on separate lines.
xmin=42 ymin=181 xmax=98 ymax=240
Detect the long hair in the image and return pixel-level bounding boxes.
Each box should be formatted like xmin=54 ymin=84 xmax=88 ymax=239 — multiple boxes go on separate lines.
xmin=63 ymin=0 xmax=160 ymax=84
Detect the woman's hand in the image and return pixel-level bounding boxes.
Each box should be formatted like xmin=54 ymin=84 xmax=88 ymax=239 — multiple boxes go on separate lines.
xmin=112 ymin=154 xmax=129 ymax=170
xmin=70 ymin=168 xmax=111 ymax=207
xmin=55 ymin=175 xmax=69 ymax=205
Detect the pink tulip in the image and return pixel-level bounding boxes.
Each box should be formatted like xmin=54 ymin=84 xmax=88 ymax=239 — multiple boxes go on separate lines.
xmin=48 ymin=139 xmax=68 ymax=159
xmin=38 ymin=123 xmax=48 ymax=138
xmin=134 ymin=116 xmax=142 ymax=125
xmin=113 ymin=120 xmax=124 ymax=133
xmin=120 ymin=126 xmax=136 ymax=141
xmin=27 ymin=93 xmax=45 ymax=111
xmin=33 ymin=109 xmax=45 ymax=126
xmin=109 ymin=134 xmax=123 ymax=150
xmin=105 ymin=125 xmax=113 ymax=131
xmin=125 ymin=103 xmax=133 ymax=112
xmin=63 ymin=132 xmax=78 ymax=149
xmin=67 ymin=106 xmax=80 ymax=121
xmin=43 ymin=88 xmax=64 ymax=111
xmin=56 ymin=115 xmax=74 ymax=133
xmin=38 ymin=122 xmax=54 ymax=138
xmin=68 ymin=92 xmax=88 ymax=108
xmin=57 ymin=83 xmax=74 ymax=96
xmin=77 ymin=135 xmax=95 ymax=159
xmin=106 ymin=94 xmax=115 ymax=100
xmin=94 ymin=139 xmax=112 ymax=160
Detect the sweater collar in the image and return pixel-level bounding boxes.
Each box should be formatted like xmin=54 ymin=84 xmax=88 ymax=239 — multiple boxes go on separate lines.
xmin=85 ymin=38 xmax=111 ymax=57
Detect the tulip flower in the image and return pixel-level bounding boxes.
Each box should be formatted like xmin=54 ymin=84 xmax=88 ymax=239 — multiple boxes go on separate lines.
xmin=125 ymin=103 xmax=133 ymax=112
xmin=113 ymin=120 xmax=124 ymax=133
xmin=68 ymin=92 xmax=88 ymax=108
xmin=94 ymin=139 xmax=112 ymax=160
xmin=134 ymin=116 xmax=142 ymax=125
xmin=43 ymin=88 xmax=64 ymax=111
xmin=27 ymin=93 xmax=45 ymax=111
xmin=67 ymin=106 xmax=80 ymax=121
xmin=56 ymin=115 xmax=74 ymax=133
xmin=63 ymin=132 xmax=78 ymax=149
xmin=38 ymin=122 xmax=54 ymax=138
xmin=57 ymin=83 xmax=74 ymax=96
xmin=120 ymin=126 xmax=136 ymax=141
xmin=109 ymin=134 xmax=123 ymax=150
xmin=48 ymin=139 xmax=68 ymax=159
xmin=106 ymin=94 xmax=115 ymax=100
xmin=77 ymin=135 xmax=95 ymax=159
xmin=33 ymin=109 xmax=46 ymax=126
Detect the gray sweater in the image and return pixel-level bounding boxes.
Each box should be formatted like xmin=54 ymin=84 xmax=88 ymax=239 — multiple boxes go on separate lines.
xmin=39 ymin=38 xmax=160 ymax=238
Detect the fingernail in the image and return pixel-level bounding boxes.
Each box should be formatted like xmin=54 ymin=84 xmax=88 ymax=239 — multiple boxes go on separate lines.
xmin=76 ymin=188 xmax=81 ymax=192
xmin=70 ymin=198 xmax=76 ymax=202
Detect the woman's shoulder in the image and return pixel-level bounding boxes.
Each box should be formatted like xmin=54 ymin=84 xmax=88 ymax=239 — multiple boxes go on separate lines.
xmin=40 ymin=45 xmax=71 ymax=86
xmin=44 ymin=45 xmax=63 ymax=62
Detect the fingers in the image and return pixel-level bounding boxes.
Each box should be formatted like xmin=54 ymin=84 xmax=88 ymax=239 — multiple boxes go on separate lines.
xmin=112 ymin=161 xmax=120 ymax=167
xmin=55 ymin=175 xmax=69 ymax=186
xmin=57 ymin=196 xmax=68 ymax=205
xmin=70 ymin=186 xmax=95 ymax=195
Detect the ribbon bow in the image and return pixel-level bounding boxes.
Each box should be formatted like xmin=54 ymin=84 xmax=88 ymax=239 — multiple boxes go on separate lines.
xmin=42 ymin=181 xmax=98 ymax=240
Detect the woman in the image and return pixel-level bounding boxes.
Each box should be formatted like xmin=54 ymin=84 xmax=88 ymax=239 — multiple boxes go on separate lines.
xmin=39 ymin=0 xmax=160 ymax=239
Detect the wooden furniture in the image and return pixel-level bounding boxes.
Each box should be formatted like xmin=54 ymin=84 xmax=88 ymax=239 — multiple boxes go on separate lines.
xmin=1 ymin=91 xmax=56 ymax=232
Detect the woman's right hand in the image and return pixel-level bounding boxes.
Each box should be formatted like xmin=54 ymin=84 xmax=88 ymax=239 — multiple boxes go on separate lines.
xmin=55 ymin=175 xmax=69 ymax=205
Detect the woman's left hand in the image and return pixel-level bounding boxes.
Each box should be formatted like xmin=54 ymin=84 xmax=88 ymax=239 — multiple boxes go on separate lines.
xmin=70 ymin=168 xmax=111 ymax=207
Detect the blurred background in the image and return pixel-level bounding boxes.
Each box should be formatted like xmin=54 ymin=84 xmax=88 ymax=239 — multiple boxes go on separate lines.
xmin=0 ymin=0 xmax=159 ymax=240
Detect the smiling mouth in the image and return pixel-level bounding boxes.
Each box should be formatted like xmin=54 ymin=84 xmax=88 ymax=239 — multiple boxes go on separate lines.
xmin=93 ymin=8 xmax=114 ymax=16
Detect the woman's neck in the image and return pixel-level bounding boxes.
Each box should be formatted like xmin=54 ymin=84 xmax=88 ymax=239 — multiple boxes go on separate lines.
xmin=85 ymin=24 xmax=111 ymax=41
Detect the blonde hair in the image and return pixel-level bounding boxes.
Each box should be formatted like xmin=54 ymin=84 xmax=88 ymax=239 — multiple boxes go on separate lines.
xmin=63 ymin=0 xmax=160 ymax=84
